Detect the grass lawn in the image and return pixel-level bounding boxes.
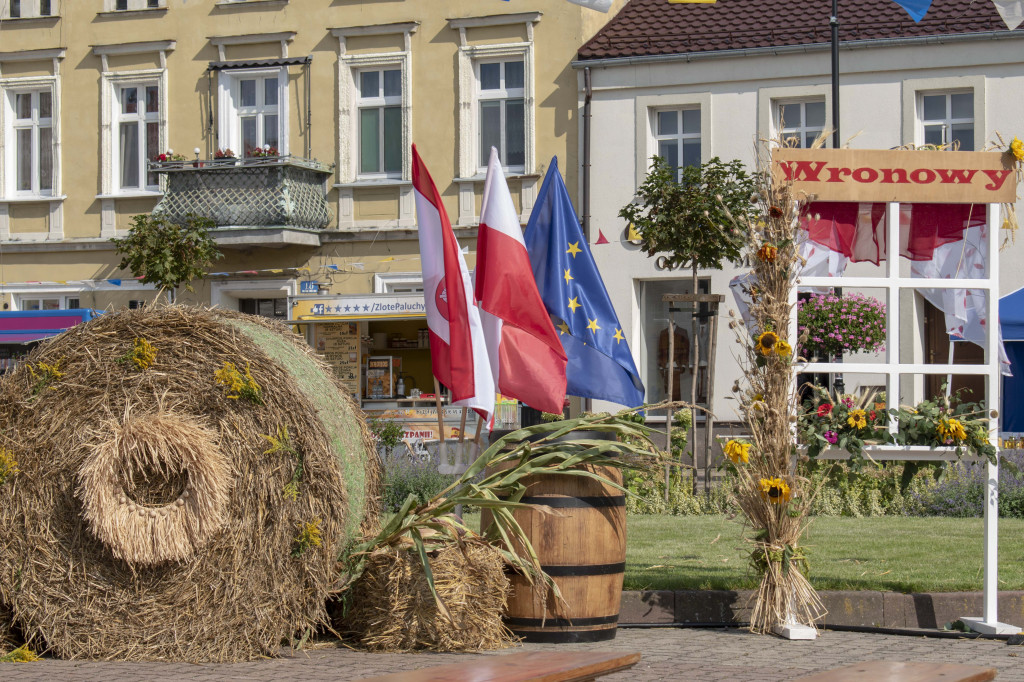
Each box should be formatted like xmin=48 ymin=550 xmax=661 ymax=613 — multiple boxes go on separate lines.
xmin=462 ymin=513 xmax=1024 ymax=593
xmin=624 ymin=515 xmax=1024 ymax=593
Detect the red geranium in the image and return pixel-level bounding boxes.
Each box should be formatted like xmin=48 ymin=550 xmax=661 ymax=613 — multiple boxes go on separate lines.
xmin=869 ymin=410 xmax=877 ymax=421
xmin=816 ymin=403 xmax=832 ymax=417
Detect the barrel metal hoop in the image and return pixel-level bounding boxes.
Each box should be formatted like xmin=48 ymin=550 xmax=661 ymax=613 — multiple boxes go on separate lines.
xmin=512 ymin=495 xmax=626 ymax=509
xmin=538 ymin=562 xmax=625 ymax=577
xmin=510 ymin=628 xmax=618 ymax=643
xmin=504 ymin=614 xmax=619 ymax=627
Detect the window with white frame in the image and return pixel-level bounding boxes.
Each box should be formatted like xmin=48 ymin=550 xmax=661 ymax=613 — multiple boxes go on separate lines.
xmin=6 ymin=88 xmax=54 ymax=196
xmin=776 ymin=99 xmax=826 ymax=148
xmin=653 ymin=108 xmax=700 ymax=179
xmin=357 ymin=68 xmax=402 ymax=177
xmin=107 ymin=0 xmax=163 ymax=10
xmin=17 ymin=294 xmax=79 ymax=310
xmin=919 ymin=91 xmax=974 ymax=150
xmin=116 ymin=83 xmax=160 ymax=191
xmin=4 ymin=0 xmax=54 ymax=18
xmin=219 ymin=69 xmax=285 ymax=157
xmin=477 ymin=59 xmax=525 ymax=171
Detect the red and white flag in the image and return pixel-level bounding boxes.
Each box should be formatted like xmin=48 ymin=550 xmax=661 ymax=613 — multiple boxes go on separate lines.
xmin=412 ymin=145 xmax=494 ymax=418
xmin=475 ymin=147 xmax=567 ymax=414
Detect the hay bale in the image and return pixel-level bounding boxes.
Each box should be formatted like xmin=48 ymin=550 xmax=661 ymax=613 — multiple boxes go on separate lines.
xmin=0 ymin=306 xmax=380 ymax=662
xmin=337 ymin=541 xmax=514 ymax=652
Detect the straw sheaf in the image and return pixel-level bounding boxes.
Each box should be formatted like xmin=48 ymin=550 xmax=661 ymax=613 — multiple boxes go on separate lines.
xmin=0 ymin=306 xmax=378 ymax=662
xmin=337 ymin=541 xmax=514 ymax=652
xmin=77 ymin=412 xmax=230 ymax=565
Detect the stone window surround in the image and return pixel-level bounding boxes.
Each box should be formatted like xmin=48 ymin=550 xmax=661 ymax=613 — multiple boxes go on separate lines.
xmin=0 ymin=48 xmax=65 ymax=242
xmin=633 ymin=91 xmax=711 ymax=188
xmin=901 ymin=75 xmax=985 ymax=149
xmin=450 ymin=12 xmax=541 ymax=227
xmin=331 ymin=23 xmax=417 ymax=231
xmin=93 ymin=41 xmax=174 ymax=239
xmin=756 ymin=84 xmax=831 ymax=147
xmin=210 ymin=278 xmax=296 ymax=313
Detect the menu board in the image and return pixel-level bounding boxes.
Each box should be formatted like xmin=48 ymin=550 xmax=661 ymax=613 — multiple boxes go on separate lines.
xmin=314 ymin=322 xmax=361 ymax=397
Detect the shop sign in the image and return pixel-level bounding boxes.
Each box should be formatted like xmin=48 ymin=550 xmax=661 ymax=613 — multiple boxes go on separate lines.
xmin=299 ymin=280 xmax=320 ymax=294
xmin=294 ymin=294 xmax=426 ymax=319
xmin=771 ymin=148 xmax=1016 ymax=204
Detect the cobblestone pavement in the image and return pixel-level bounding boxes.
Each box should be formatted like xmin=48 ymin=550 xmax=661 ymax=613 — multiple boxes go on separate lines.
xmin=3 ymin=627 xmax=1023 ymax=681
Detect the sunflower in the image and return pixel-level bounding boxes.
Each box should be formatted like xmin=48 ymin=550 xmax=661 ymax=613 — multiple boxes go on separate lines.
xmin=937 ymin=418 xmax=967 ymax=443
xmin=846 ymin=409 xmax=867 ymax=429
xmin=756 ymin=330 xmax=778 ymax=356
xmin=759 ymin=477 xmax=792 ymax=505
xmin=774 ymin=339 xmax=792 ymax=357
xmin=757 ymin=244 xmax=778 ymax=262
xmin=724 ymin=439 xmax=750 ymax=464
xmin=1012 ymin=136 xmax=1024 ymax=163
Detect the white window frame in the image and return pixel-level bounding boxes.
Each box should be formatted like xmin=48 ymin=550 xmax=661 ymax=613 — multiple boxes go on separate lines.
xmin=16 ymin=294 xmax=79 ymax=311
xmin=374 ymin=273 xmax=424 ymax=294
xmin=4 ymin=85 xmax=55 ymax=198
xmin=775 ymin=98 xmax=827 ymax=149
xmin=757 ymin=84 xmax=831 ymax=148
xmin=634 ymin=92 xmax=710 ymax=187
xmin=105 ymin=0 xmax=164 ymax=10
xmin=114 ymin=81 xmax=162 ymax=192
xmin=917 ymin=90 xmax=975 ymax=150
xmin=99 ymin=68 xmax=169 ymax=199
xmin=474 ymin=58 xmax=526 ymax=173
xmin=3 ymin=0 xmax=55 ymax=19
xmin=651 ymin=107 xmax=701 ymax=181
xmin=217 ymin=68 xmax=288 ymax=158
xmin=901 ymin=75 xmax=985 ymax=149
xmin=355 ymin=66 xmax=404 ymax=180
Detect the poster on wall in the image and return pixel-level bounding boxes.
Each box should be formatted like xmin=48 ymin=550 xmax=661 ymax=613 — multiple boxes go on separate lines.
xmin=366 ymin=356 xmax=395 ymax=399
xmin=313 ymin=322 xmax=361 ymax=397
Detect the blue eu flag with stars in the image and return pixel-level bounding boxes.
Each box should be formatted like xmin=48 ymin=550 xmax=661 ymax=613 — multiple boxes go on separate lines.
xmin=524 ymin=158 xmax=645 ymax=407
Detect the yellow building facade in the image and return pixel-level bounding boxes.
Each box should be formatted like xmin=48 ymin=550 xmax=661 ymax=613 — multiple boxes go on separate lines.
xmin=0 ymin=0 xmax=622 ymax=319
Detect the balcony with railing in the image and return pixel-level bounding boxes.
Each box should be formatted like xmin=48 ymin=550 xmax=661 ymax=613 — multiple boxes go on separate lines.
xmin=150 ymin=155 xmax=334 ymax=247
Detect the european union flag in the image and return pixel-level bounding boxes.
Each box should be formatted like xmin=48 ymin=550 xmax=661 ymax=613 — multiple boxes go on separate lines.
xmin=524 ymin=158 xmax=645 ymax=407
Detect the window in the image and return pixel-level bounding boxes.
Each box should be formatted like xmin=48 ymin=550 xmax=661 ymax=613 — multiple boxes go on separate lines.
xmin=220 ymin=70 xmax=284 ymax=157
xmin=7 ymin=89 xmax=54 ymax=196
xmin=920 ymin=91 xmax=974 ymax=150
xmin=4 ymin=0 xmax=52 ymax=18
xmin=777 ymin=99 xmax=826 ymax=148
xmin=477 ymin=59 xmax=525 ymax=170
xmin=238 ymin=298 xmax=288 ymax=319
xmin=116 ymin=84 xmax=160 ymax=191
xmin=640 ymin=278 xmax=711 ymax=405
xmin=108 ymin=0 xmax=164 ymax=10
xmin=357 ymin=68 xmax=402 ymax=177
xmin=18 ymin=295 xmax=79 ymax=310
xmin=653 ymin=108 xmax=700 ymax=179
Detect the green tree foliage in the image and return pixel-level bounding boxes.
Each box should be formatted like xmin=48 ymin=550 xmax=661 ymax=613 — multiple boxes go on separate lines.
xmin=112 ymin=214 xmax=223 ymax=303
xmin=618 ymin=156 xmax=757 ymax=272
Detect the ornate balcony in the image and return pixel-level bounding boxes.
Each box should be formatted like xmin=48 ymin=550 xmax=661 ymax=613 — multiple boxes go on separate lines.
xmin=150 ymin=156 xmax=334 ymax=247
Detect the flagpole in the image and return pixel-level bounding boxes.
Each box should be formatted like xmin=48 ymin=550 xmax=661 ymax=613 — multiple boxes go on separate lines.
xmin=831 ymin=0 xmax=840 ymax=148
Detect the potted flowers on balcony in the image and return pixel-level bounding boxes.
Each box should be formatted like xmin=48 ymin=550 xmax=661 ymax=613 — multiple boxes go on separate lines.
xmin=247 ymin=145 xmax=279 ymax=161
xmin=211 ymin=148 xmax=236 ymax=167
xmin=154 ymin=149 xmax=187 ymax=169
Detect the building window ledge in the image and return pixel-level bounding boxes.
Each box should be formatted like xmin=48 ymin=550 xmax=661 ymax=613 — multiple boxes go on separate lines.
xmin=0 ymin=15 xmax=60 ymax=23
xmin=334 ymin=179 xmax=411 ymax=189
xmin=214 ymin=0 xmax=288 ymax=8
xmin=0 ymin=195 xmax=66 ymax=204
xmin=96 ymin=191 xmax=163 ymax=200
xmin=455 ymin=173 xmax=540 ymax=183
xmin=96 ymin=8 xmax=169 ymax=18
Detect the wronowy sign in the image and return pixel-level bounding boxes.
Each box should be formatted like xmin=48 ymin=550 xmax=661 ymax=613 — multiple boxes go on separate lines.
xmin=771 ymin=148 xmax=1016 ymax=204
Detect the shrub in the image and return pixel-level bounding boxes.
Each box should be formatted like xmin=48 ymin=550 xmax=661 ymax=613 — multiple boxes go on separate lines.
xmin=624 ymin=466 xmax=734 ymax=516
xmin=911 ymin=450 xmax=1024 ymax=518
xmin=381 ymin=456 xmax=457 ymax=513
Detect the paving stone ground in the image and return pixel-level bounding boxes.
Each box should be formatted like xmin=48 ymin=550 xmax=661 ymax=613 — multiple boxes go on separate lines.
xmin=3 ymin=627 xmax=1024 ymax=681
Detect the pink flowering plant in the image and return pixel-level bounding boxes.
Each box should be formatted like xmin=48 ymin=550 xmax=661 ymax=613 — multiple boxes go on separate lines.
xmin=797 ymin=292 xmax=886 ymax=359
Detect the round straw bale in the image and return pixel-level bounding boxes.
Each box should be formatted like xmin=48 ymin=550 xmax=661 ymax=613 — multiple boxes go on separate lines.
xmin=337 ymin=540 xmax=513 ymax=652
xmin=0 ymin=306 xmax=380 ymax=662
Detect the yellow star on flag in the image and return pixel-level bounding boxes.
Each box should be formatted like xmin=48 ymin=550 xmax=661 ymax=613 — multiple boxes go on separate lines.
xmin=566 ymin=242 xmax=582 ymax=258
xmin=568 ymin=297 xmax=581 ymax=313
xmin=587 ymin=318 xmax=601 ymax=333
xmin=563 ymin=268 xmax=573 ymax=284
xmin=557 ymin=321 xmax=570 ymax=335
xmin=614 ymin=328 xmax=625 ymax=344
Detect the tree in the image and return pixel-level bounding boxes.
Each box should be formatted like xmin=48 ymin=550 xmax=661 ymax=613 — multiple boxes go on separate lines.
xmin=112 ymin=214 xmax=223 ymax=304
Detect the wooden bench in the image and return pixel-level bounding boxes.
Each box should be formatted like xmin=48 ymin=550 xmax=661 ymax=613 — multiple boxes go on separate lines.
xmin=357 ymin=650 xmax=641 ymax=682
xmin=792 ymin=661 xmax=997 ymax=682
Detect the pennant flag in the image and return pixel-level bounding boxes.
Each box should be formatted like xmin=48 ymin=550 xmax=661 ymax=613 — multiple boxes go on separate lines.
xmin=476 ymin=147 xmax=567 ymax=415
xmin=412 ymin=145 xmax=494 ymax=418
xmin=994 ymin=0 xmax=1024 ymax=30
xmin=524 ymin=158 xmax=645 ymax=407
xmin=106 ymin=279 xmax=121 ymax=286
xmin=595 ymin=230 xmax=610 ymax=245
xmin=890 ymin=0 xmax=932 ymax=22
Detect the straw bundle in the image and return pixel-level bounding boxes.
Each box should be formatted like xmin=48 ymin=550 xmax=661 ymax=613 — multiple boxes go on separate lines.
xmin=337 ymin=540 xmax=513 ymax=652
xmin=0 ymin=306 xmax=379 ymax=662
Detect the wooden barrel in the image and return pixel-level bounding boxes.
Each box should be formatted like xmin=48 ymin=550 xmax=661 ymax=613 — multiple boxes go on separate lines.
xmin=484 ymin=431 xmax=626 ymax=643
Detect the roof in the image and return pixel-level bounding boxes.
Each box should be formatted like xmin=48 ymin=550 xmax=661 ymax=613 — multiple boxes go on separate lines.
xmin=577 ymin=0 xmax=1019 ymax=61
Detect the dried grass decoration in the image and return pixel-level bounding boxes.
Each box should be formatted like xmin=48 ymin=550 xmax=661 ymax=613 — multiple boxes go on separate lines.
xmin=725 ymin=139 xmax=826 ymax=635
xmin=0 ymin=306 xmax=380 ymax=662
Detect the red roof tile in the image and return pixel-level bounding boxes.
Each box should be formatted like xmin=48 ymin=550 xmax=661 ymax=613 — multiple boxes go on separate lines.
xmin=578 ymin=0 xmax=1018 ymax=61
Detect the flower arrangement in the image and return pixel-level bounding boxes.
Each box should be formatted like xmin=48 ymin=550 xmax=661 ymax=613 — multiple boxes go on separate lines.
xmin=214 ymin=148 xmax=235 ymax=159
xmin=797 ymin=292 xmax=886 ymax=359
xmin=155 ymin=149 xmax=186 ymax=162
xmin=248 ymin=145 xmax=279 ymax=159
xmin=724 ymin=145 xmax=825 ymax=635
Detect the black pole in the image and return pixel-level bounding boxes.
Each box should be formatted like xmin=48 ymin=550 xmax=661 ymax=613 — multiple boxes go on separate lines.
xmin=582 ymin=66 xmax=593 ymax=242
xmin=830 ymin=0 xmax=840 ymax=148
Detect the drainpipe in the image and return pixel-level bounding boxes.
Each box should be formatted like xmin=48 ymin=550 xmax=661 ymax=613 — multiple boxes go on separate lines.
xmin=582 ymin=66 xmax=592 ymax=242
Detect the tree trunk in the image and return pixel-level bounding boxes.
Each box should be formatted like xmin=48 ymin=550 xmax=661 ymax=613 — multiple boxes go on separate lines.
xmin=689 ymin=262 xmax=699 ymax=495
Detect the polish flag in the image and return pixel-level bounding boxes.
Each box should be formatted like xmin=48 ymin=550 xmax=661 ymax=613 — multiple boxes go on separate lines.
xmin=412 ymin=145 xmax=494 ymax=418
xmin=475 ymin=148 xmax=567 ymax=414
